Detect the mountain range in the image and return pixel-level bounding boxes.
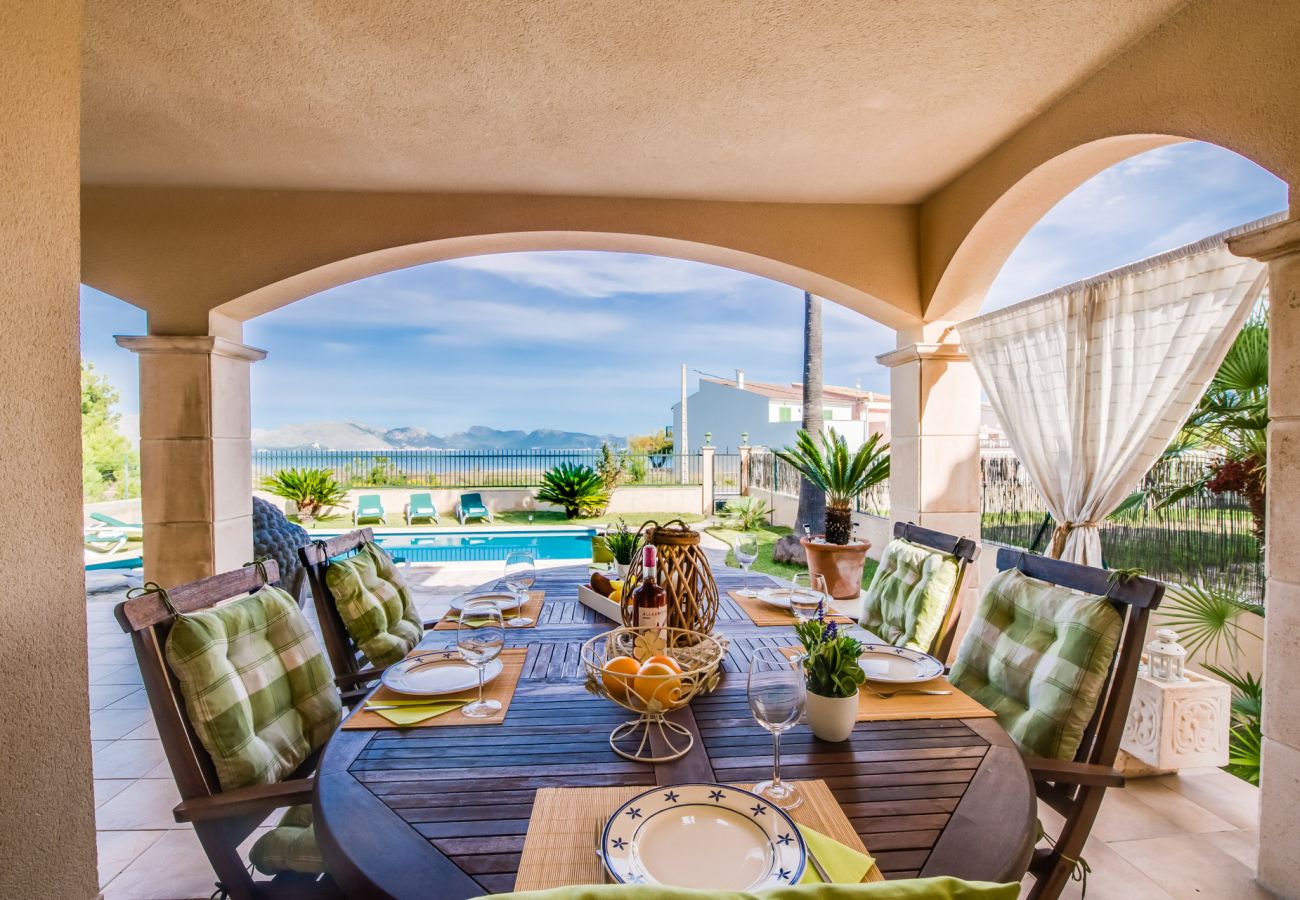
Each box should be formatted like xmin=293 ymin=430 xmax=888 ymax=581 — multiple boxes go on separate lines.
xmin=251 ymin=421 xmax=626 ymax=451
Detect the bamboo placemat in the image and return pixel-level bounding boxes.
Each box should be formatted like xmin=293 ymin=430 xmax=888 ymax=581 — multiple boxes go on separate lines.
xmin=430 ymin=590 xmax=545 ymax=630
xmin=514 ymin=779 xmax=881 ymax=891
xmin=342 ymin=647 xmax=528 ymax=730
xmin=777 ymin=646 xmax=995 ymax=722
xmin=728 ymin=590 xmax=855 ymax=627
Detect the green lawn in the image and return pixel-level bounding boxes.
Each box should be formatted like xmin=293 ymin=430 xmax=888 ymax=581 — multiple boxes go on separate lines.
xmin=290 ymin=510 xmax=703 ymax=530
xmin=706 ymin=525 xmax=879 ymax=587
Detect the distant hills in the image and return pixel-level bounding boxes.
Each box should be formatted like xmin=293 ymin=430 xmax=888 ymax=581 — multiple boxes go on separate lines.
xmin=251 ymin=421 xmax=626 ymax=451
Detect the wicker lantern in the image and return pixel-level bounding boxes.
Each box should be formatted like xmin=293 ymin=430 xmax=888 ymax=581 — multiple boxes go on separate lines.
xmin=622 ymin=519 xmax=720 ymax=634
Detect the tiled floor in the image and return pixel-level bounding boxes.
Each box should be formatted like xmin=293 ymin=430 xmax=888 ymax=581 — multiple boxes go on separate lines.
xmin=86 ymin=561 xmax=1272 ymax=899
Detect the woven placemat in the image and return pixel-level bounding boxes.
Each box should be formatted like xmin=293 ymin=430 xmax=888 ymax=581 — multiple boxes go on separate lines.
xmin=342 ymin=647 xmax=527 ymax=730
xmin=728 ymin=590 xmax=855 ymax=627
xmin=514 ymin=779 xmax=882 ymax=891
xmin=778 ymin=646 xmax=995 ymax=722
xmin=431 ymin=590 xmax=545 ymax=630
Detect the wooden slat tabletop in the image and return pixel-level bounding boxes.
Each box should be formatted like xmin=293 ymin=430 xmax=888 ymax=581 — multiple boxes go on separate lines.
xmin=313 ymin=563 xmax=1036 ymax=897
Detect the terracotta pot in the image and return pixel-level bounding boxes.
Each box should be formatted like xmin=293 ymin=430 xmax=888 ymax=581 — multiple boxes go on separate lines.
xmin=800 ymin=537 xmax=870 ymax=600
xmin=806 ymin=690 xmax=858 ymax=741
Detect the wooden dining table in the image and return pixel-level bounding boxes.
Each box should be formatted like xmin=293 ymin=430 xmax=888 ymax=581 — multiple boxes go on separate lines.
xmin=313 ymin=563 xmax=1037 ymax=897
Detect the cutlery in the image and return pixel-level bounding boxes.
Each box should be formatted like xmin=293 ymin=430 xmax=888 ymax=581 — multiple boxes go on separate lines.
xmin=864 ymin=686 xmax=952 ymax=699
xmin=805 ymin=836 xmax=832 ymax=882
xmin=365 ymin=702 xmax=465 ymax=711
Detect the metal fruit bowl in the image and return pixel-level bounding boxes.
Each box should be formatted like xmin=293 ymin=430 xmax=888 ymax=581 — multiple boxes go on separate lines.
xmin=581 ymin=626 xmax=726 ymax=762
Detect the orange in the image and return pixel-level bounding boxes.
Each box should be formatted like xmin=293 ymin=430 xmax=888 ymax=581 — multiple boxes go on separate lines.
xmin=643 ymin=654 xmax=683 ymax=675
xmin=634 ymin=661 xmax=684 ymax=710
xmin=601 ymin=655 xmax=641 ymax=702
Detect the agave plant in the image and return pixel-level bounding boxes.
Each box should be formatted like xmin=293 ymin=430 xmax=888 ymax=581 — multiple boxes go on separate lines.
xmin=261 ymin=468 xmax=349 ymax=521
xmin=776 ymin=430 xmax=889 ymax=544
xmin=720 ymin=496 xmax=771 ymax=532
xmin=537 ymin=462 xmax=608 ymax=519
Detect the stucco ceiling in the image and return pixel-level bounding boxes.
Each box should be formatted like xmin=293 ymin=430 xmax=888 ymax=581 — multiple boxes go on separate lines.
xmin=82 ymin=0 xmax=1186 ymax=203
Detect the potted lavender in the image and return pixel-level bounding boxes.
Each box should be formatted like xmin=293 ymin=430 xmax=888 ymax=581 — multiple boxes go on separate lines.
xmin=793 ymin=609 xmax=865 ymax=741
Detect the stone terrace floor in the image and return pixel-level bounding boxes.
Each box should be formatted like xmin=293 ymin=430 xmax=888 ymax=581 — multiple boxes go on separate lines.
xmin=85 ymin=560 xmax=1272 ymax=899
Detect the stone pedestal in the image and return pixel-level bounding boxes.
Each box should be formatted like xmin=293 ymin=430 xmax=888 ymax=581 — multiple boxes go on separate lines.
xmin=700 ymin=444 xmax=715 ymax=514
xmin=116 ymin=334 xmax=266 ymax=587
xmin=1119 ymin=669 xmax=1231 ymax=775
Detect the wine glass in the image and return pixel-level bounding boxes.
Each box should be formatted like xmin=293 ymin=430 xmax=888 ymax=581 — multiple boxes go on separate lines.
xmin=748 ymin=647 xmax=806 ymax=809
xmin=457 ymin=599 xmax=504 ymax=718
xmin=734 ymin=533 xmax=760 ymax=595
xmin=503 ymin=549 xmax=536 ymax=627
xmin=789 ymin=573 xmax=823 ymax=622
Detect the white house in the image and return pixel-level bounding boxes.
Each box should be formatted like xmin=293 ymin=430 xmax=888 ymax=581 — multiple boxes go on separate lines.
xmin=670 ymin=371 xmax=890 ymax=454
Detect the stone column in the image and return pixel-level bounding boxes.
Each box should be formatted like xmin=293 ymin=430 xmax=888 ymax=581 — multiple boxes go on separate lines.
xmin=1228 ymin=219 xmax=1300 ymax=896
xmin=116 ymin=335 xmax=266 ymax=587
xmin=700 ymin=444 xmax=715 ymax=515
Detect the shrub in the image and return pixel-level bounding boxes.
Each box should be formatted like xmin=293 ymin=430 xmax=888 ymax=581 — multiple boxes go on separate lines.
xmin=262 ymin=468 xmax=349 ymax=520
xmin=602 ymin=519 xmax=641 ymax=565
xmin=721 ymin=496 xmax=770 ymax=531
xmin=537 ymin=463 xmax=608 ymax=519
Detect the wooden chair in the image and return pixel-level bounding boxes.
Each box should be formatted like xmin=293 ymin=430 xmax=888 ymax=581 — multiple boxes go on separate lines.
xmin=299 ymin=528 xmax=439 ymax=682
xmin=992 ymin=548 xmax=1165 ymax=900
xmin=114 ymin=561 xmax=357 ymax=899
xmin=892 ymin=521 xmax=980 ymax=660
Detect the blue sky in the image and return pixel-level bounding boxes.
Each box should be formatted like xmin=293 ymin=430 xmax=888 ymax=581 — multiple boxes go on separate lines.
xmin=80 ymin=141 xmax=1286 ymax=438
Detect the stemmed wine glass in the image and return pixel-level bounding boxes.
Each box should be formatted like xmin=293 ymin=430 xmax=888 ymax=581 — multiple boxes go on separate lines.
xmin=503 ymin=549 xmax=536 ymax=627
xmin=734 ymin=533 xmax=760 ymax=596
xmin=788 ymin=573 xmax=824 ymax=622
xmin=457 ymin=599 xmax=504 ymax=718
xmin=748 ymin=647 xmax=806 ymax=809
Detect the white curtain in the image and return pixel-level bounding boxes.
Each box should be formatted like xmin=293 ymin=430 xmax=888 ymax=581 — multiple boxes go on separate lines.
xmin=957 ymin=236 xmax=1268 ymax=566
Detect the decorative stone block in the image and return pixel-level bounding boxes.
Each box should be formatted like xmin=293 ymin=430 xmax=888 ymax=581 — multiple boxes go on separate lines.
xmin=1119 ymin=668 xmax=1231 ymax=774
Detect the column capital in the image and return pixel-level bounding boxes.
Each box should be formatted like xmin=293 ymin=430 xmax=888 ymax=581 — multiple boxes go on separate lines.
xmin=1227 ymin=216 xmax=1300 ymax=262
xmin=875 ymin=341 xmax=967 ymax=369
xmin=114 ymin=334 xmax=267 ymax=363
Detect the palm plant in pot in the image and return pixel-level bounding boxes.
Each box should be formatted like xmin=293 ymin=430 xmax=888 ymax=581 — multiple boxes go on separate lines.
xmin=794 ymin=612 xmax=865 ymax=741
xmin=776 ymin=429 xmax=890 ymax=598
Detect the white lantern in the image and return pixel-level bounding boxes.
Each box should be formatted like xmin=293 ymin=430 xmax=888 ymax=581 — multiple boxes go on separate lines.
xmin=1146 ymin=628 xmax=1187 ymax=682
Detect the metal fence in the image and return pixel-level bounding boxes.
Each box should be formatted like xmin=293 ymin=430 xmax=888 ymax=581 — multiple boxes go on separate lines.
xmin=253 ymin=449 xmax=704 ymax=488
xmin=713 ymin=453 xmax=742 ymax=496
xmin=981 ymin=452 xmax=1264 ymax=601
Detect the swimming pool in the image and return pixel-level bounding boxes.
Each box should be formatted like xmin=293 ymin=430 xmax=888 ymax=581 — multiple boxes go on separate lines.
xmin=338 ymin=528 xmax=597 ymax=563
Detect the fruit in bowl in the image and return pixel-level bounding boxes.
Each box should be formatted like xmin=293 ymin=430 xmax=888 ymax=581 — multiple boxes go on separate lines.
xmin=633 ymin=659 xmax=685 ymax=709
xmin=601 ymin=655 xmax=641 ymax=702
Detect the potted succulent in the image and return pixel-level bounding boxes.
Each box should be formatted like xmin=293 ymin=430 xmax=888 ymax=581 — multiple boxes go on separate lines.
xmin=794 ymin=611 xmax=865 ymax=741
xmin=776 ymin=430 xmax=889 ymax=599
xmin=602 ymin=519 xmax=640 ymax=578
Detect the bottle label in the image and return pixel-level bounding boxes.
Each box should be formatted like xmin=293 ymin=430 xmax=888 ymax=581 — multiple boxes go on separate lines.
xmin=638 ymin=603 xmax=668 ymax=638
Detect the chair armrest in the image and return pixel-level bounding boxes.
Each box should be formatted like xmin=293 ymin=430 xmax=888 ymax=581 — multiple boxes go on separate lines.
xmin=1025 ymin=756 xmax=1125 ymax=788
xmin=334 ymin=667 xmax=383 ymax=689
xmin=341 ymin=687 xmax=370 ymax=708
xmin=174 ymin=777 xmax=313 ymax=823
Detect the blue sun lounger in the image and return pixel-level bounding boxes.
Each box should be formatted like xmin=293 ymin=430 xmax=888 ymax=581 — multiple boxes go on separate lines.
xmin=455 ymin=492 xmax=493 ymax=524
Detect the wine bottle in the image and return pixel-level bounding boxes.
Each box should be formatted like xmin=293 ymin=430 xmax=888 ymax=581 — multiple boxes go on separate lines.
xmin=632 ymin=544 xmax=668 ymax=640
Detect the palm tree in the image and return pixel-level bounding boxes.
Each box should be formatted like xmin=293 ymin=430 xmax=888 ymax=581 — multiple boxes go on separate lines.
xmin=777 ymin=430 xmax=890 ymax=543
xmin=774 ymin=291 xmax=826 ymax=563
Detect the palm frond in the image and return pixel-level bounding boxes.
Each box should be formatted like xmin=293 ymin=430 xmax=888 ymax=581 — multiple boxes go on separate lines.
xmin=1160 ymin=583 xmax=1263 ymax=662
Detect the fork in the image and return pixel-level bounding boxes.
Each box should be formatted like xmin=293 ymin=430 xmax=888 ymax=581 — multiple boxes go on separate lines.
xmin=864 ymin=685 xmax=952 ymax=699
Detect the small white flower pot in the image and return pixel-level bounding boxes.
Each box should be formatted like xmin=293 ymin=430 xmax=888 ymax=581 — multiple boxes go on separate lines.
xmin=806 ymin=690 xmax=858 ymax=742
xmin=615 ymin=563 xmax=630 ymax=579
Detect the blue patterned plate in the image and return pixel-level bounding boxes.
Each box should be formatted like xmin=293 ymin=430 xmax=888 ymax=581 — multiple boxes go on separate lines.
xmin=858 ymin=643 xmax=944 ymax=683
xmin=600 ymin=783 xmax=806 ymax=890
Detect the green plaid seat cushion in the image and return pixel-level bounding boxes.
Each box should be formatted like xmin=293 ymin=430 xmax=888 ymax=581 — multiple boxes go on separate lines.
xmin=858 ymin=538 xmax=959 ymax=653
xmin=165 ymin=585 xmax=341 ymax=791
xmin=949 ymin=567 xmax=1122 ymax=761
xmin=249 ymin=804 xmax=324 ymax=876
xmin=325 ymin=541 xmax=422 ymax=668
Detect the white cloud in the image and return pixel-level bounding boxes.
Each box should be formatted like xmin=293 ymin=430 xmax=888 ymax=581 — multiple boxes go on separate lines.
xmin=441 ymin=251 xmax=757 ymax=297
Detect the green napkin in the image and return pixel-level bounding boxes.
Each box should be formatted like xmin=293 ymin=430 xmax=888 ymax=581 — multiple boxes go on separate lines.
xmin=795 ymin=824 xmax=876 ymax=885
xmin=366 ymin=699 xmax=465 ymax=726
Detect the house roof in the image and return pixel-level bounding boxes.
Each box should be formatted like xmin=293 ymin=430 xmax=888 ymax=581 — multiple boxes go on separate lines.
xmin=701 ymin=376 xmax=888 ymax=404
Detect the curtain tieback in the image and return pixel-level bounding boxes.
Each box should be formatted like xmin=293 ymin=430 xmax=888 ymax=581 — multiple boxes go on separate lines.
xmin=1049 ymin=520 xmax=1101 ymax=558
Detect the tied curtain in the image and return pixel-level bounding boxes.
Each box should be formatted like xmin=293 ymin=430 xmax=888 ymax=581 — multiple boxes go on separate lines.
xmin=957 ymin=237 xmax=1267 ymax=566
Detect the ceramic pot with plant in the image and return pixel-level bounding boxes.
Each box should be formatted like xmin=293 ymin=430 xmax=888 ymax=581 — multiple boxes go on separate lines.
xmin=602 ymin=520 xmax=640 ymax=578
xmin=776 ymin=430 xmax=889 ymax=600
xmin=794 ymin=611 xmax=865 ymax=741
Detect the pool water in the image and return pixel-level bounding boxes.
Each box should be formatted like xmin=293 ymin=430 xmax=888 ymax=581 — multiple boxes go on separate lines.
xmin=362 ymin=529 xmax=596 ymax=563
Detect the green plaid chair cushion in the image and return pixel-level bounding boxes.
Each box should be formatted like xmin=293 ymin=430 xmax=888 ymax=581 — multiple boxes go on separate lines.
xmin=165 ymin=585 xmax=342 ymax=792
xmin=949 ymin=567 xmax=1122 ymax=761
xmin=249 ymin=804 xmax=325 ymax=876
xmin=858 ymin=538 xmax=959 ymax=653
xmin=325 ymin=541 xmax=422 ymax=668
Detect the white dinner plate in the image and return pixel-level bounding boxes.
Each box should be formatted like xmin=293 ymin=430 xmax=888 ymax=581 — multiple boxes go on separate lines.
xmin=755 ymin=588 xmax=796 ymax=610
xmin=379 ymin=649 xmax=503 ymax=696
xmin=450 ymin=591 xmax=521 ymax=613
xmin=601 ymin=783 xmax=806 ymax=890
xmin=857 ymin=644 xmax=945 ymax=684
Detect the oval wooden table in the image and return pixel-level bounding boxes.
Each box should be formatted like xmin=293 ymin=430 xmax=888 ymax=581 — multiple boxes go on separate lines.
xmin=314 ymin=564 xmax=1037 ymax=897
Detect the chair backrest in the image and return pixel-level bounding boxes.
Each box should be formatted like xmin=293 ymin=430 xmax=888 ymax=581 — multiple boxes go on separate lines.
xmin=461 ymin=492 xmax=484 ymax=508
xmin=410 ymin=492 xmax=434 ymax=507
xmin=357 ymin=494 xmax=383 ymax=510
xmin=891 ymin=521 xmax=980 ymax=659
xmin=299 ymin=528 xmax=375 ymax=677
xmin=994 ymin=547 xmax=1164 ymax=769
xmin=114 ymin=561 xmax=312 ymax=804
